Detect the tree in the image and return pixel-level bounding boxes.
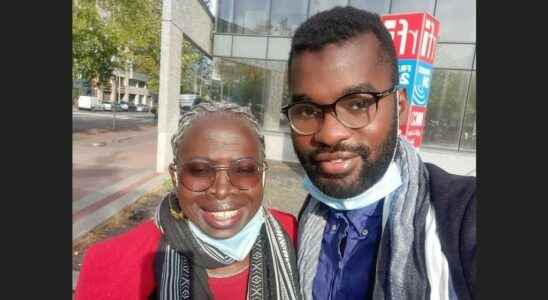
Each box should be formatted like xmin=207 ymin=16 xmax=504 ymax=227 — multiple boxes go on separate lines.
xmin=73 ymin=0 xmax=120 ymax=88
xmin=73 ymin=0 xmax=209 ymax=95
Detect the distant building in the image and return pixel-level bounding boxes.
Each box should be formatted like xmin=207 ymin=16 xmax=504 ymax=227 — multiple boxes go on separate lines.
xmin=73 ymin=69 xmax=155 ymax=107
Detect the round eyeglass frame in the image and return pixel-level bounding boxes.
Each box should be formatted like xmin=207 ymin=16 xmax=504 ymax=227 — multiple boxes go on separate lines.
xmin=281 ymin=85 xmax=399 ymax=135
xmin=170 ymin=158 xmax=268 ymax=192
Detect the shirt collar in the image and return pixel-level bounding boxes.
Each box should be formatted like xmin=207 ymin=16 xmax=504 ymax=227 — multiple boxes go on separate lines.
xmin=331 ymin=200 xmax=384 ymax=238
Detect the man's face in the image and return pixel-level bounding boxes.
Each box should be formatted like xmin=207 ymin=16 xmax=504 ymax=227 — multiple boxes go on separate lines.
xmin=289 ymin=33 xmax=399 ymax=198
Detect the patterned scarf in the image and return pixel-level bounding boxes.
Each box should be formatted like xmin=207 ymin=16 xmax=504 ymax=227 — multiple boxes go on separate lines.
xmin=154 ymin=193 xmax=301 ymax=300
xmin=298 ymin=138 xmax=453 ymax=300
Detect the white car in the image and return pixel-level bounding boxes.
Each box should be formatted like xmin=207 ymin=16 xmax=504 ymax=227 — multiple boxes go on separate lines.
xmin=91 ymin=103 xmax=105 ymax=111
xmin=136 ymin=104 xmax=149 ymax=112
xmin=120 ymin=103 xmax=129 ymax=111
xmin=103 ymin=102 xmax=112 ymax=111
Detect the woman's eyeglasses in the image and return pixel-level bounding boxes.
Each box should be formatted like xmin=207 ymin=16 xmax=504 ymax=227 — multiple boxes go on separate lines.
xmin=170 ymin=158 xmax=266 ymax=192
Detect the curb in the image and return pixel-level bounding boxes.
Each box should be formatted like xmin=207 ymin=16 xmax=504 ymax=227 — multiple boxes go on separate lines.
xmin=73 ymin=271 xmax=79 ymax=291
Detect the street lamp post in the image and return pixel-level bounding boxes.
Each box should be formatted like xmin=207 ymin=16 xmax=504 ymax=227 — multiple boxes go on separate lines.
xmin=113 ymin=73 xmax=119 ymax=130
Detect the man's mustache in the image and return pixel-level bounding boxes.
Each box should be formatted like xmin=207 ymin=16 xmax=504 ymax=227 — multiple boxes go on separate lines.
xmin=307 ymin=143 xmax=371 ymax=161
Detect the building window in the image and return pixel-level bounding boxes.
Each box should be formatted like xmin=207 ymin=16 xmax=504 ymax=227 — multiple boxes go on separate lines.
xmin=233 ymin=0 xmax=271 ymax=35
xmin=308 ymin=0 xmax=348 ymax=16
xmin=389 ymin=0 xmax=435 ymax=14
xmin=422 ymin=69 xmax=471 ymax=150
xmin=349 ymin=0 xmax=390 ymax=15
xmin=459 ymin=72 xmax=475 ymax=151
xmin=129 ymin=79 xmax=139 ymax=88
xmin=434 ymin=43 xmax=475 ymax=70
xmin=218 ymin=0 xmax=235 ymax=33
xmin=214 ymin=58 xmax=268 ymax=124
xmin=435 ymin=0 xmax=475 ymax=42
xmin=270 ymin=0 xmax=308 ymax=36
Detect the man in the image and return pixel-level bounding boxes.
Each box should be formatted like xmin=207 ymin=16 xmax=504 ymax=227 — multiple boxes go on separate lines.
xmin=284 ymin=6 xmax=475 ymax=300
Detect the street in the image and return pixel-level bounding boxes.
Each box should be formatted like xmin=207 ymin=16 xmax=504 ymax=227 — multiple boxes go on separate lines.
xmin=73 ymin=110 xmax=156 ymax=134
xmin=73 ymin=111 xmax=158 ymax=205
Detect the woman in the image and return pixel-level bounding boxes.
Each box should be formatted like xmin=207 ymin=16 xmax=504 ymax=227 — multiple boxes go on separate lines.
xmin=75 ymin=101 xmax=301 ymax=300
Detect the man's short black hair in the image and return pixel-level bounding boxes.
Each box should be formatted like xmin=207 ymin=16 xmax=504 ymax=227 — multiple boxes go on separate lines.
xmin=288 ymin=6 xmax=398 ymax=88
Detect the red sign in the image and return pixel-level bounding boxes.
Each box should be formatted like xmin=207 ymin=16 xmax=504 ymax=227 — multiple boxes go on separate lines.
xmin=399 ymin=105 xmax=428 ymax=149
xmin=381 ymin=12 xmax=440 ymax=65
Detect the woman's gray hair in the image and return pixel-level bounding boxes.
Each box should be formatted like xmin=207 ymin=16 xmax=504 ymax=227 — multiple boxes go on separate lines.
xmin=170 ymin=100 xmax=265 ymax=167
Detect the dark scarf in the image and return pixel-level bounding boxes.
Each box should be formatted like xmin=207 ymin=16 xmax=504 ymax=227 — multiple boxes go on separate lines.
xmin=154 ymin=193 xmax=301 ymax=300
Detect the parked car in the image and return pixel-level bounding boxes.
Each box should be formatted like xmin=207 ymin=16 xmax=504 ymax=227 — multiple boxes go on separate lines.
xmin=91 ymin=103 xmax=105 ymax=111
xmin=78 ymin=96 xmax=99 ymax=110
xmin=119 ymin=103 xmax=129 ymax=111
xmin=103 ymin=102 xmax=112 ymax=111
xmin=112 ymin=103 xmax=125 ymax=112
xmin=127 ymin=103 xmax=137 ymax=112
xmin=136 ymin=104 xmax=149 ymax=112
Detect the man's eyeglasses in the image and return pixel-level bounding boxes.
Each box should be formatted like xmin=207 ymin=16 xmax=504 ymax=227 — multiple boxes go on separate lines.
xmin=281 ymin=86 xmax=398 ymax=135
xmin=170 ymin=158 xmax=267 ymax=192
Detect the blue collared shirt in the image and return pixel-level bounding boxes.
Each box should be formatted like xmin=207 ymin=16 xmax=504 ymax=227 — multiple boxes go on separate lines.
xmin=312 ymin=199 xmax=384 ymax=300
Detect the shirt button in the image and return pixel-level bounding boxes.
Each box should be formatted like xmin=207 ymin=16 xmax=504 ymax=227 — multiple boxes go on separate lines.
xmin=361 ymin=229 xmax=369 ymax=236
xmin=331 ymin=224 xmax=337 ymax=232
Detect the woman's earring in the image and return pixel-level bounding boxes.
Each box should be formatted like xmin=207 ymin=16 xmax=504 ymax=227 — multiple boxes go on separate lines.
xmin=169 ymin=196 xmax=185 ymax=220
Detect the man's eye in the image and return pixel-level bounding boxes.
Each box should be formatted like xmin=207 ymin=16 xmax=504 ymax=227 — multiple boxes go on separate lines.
xmin=349 ymin=100 xmax=370 ymax=111
xmin=299 ymin=107 xmax=319 ymax=118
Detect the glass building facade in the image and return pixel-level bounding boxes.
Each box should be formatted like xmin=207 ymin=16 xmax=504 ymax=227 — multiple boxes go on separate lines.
xmin=213 ymin=0 xmax=476 ymax=155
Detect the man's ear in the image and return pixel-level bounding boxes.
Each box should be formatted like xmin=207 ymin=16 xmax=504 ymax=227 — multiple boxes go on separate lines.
xmin=168 ymin=163 xmax=178 ymax=189
xmin=397 ymin=88 xmax=409 ymax=128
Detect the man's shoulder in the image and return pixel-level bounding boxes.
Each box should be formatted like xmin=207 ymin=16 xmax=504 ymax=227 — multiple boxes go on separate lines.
xmin=425 ymin=162 xmax=475 ymax=237
xmin=426 ymin=163 xmax=476 ymax=207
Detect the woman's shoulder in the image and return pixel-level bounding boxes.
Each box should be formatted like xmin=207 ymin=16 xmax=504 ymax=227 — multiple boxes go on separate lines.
xmin=86 ymin=220 xmax=161 ymax=254
xmin=74 ymin=220 xmax=161 ymax=300
xmin=267 ymin=208 xmax=298 ymax=245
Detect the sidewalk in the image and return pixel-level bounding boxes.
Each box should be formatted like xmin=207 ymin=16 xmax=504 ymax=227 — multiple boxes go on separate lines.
xmin=73 ymin=126 xmax=165 ymax=240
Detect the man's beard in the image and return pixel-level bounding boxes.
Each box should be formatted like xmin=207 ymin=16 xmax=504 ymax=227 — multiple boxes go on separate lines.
xmin=294 ymin=113 xmax=398 ymax=198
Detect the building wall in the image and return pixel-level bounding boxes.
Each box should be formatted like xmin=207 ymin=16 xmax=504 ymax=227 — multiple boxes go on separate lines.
xmin=94 ymin=71 xmax=154 ymax=106
xmin=213 ymin=0 xmax=476 ymax=154
xmin=182 ymin=0 xmax=214 ymax=56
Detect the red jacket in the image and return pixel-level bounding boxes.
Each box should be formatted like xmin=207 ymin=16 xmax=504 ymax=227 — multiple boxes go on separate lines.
xmin=75 ymin=209 xmax=297 ymax=300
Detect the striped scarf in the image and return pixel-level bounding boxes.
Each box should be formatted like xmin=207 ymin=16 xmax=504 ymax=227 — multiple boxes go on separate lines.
xmin=298 ymin=138 xmax=454 ymax=300
xmin=154 ymin=194 xmax=302 ymax=300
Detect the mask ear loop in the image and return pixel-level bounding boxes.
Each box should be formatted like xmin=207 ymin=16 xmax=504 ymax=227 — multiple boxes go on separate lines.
xmin=389 ymin=88 xmax=402 ymax=166
xmin=260 ymin=161 xmax=271 ymax=211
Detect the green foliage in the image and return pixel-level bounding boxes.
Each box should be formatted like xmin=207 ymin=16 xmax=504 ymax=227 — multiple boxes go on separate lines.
xmin=73 ymin=0 xmax=208 ymax=94
xmin=73 ymin=0 xmax=120 ymax=87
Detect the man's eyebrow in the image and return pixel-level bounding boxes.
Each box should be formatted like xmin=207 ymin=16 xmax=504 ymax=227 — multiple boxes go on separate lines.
xmin=342 ymin=83 xmax=378 ymax=95
xmin=290 ymin=94 xmax=312 ymax=103
xmin=289 ymin=83 xmax=381 ymax=104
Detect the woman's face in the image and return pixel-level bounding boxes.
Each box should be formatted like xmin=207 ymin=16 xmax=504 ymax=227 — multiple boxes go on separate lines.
xmin=170 ymin=115 xmax=264 ymax=239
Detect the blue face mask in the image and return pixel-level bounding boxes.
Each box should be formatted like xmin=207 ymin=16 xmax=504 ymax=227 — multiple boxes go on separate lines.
xmin=188 ymin=208 xmax=265 ymax=261
xmin=303 ymin=162 xmax=402 ymax=211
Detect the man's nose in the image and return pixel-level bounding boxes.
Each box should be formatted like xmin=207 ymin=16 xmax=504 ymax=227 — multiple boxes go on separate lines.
xmin=313 ymin=112 xmax=352 ymax=147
